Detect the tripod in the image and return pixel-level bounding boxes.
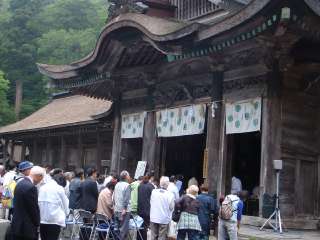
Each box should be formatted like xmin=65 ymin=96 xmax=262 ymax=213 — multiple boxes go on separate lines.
xmin=260 ymin=170 xmax=283 ymax=233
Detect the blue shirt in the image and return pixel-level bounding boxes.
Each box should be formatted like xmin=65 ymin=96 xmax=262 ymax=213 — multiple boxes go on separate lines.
xmin=197 ymin=193 xmax=218 ymax=234
xmin=237 ymin=200 xmax=244 ymax=221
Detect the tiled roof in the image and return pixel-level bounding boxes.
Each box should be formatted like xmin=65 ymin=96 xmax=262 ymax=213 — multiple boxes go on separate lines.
xmin=0 ymin=95 xmax=112 ymax=135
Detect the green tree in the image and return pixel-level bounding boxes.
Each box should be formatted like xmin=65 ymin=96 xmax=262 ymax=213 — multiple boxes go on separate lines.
xmin=0 ymin=71 xmax=15 ymax=126
xmin=0 ymin=0 xmax=108 ymax=123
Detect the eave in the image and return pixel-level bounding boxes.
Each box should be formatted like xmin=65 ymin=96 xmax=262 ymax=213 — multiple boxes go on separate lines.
xmin=37 ymin=13 xmax=201 ymax=80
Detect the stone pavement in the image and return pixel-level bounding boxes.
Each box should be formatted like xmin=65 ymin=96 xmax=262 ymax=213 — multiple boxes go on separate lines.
xmin=209 ymin=225 xmax=320 ymax=240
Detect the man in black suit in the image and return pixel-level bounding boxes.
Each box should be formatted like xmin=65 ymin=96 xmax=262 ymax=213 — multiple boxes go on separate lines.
xmin=80 ymin=167 xmax=98 ymax=213
xmin=11 ymin=166 xmax=45 ymax=240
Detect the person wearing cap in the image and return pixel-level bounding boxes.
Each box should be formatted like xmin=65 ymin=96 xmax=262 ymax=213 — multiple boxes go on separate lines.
xmin=15 ymin=161 xmax=34 ymax=182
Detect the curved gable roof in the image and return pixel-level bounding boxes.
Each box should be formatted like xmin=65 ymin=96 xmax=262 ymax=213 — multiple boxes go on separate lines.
xmin=37 ymin=13 xmax=201 ymax=80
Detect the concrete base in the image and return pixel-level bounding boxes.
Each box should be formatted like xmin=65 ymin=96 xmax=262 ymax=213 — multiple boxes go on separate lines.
xmin=0 ymin=219 xmax=10 ymax=240
xmin=242 ymin=215 xmax=319 ymax=230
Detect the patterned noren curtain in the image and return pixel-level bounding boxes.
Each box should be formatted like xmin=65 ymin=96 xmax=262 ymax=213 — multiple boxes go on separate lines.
xmin=121 ymin=112 xmax=146 ymax=138
xmin=156 ymin=104 xmax=207 ymax=137
xmin=225 ymin=97 xmax=262 ymax=134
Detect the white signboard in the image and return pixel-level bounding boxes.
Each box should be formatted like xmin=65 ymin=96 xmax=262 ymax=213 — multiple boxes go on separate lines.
xmin=225 ymin=97 xmax=262 ymax=134
xmin=134 ymin=161 xmax=147 ymax=180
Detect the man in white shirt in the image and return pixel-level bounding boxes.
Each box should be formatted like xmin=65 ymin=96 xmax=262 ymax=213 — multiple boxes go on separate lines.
xmin=231 ymin=176 xmax=242 ymax=195
xmin=150 ymin=176 xmax=175 ymax=240
xmin=167 ymin=175 xmax=179 ymax=200
xmin=2 ymin=163 xmax=16 ymax=186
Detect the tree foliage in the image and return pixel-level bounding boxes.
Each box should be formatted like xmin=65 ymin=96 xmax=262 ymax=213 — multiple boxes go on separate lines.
xmin=0 ymin=0 xmax=107 ymax=126
xmin=0 ymin=70 xmax=15 ymax=125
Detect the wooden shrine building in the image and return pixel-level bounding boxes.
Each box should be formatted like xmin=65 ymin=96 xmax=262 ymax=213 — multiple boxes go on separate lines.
xmin=0 ymin=93 xmax=113 ymax=173
xmin=37 ymin=0 xmax=320 ymax=227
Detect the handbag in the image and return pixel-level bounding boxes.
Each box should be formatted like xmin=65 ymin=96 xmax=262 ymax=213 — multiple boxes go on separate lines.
xmin=168 ymin=220 xmax=177 ymax=239
xmin=172 ymin=208 xmax=181 ymax=222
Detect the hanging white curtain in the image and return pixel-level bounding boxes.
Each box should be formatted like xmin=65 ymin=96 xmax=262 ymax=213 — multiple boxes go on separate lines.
xmin=225 ymin=97 xmax=262 ymax=134
xmin=121 ymin=112 xmax=146 ymax=138
xmin=156 ymin=104 xmax=206 ymax=137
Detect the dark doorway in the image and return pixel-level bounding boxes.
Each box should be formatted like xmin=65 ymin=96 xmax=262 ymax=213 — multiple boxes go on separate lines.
xmin=226 ymin=132 xmax=261 ymax=215
xmin=121 ymin=138 xmax=143 ymax=177
xmin=163 ymin=134 xmax=206 ymax=190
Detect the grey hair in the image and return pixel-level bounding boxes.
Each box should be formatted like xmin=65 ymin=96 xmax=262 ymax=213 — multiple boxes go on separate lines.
xmin=187 ymin=185 xmax=199 ymax=196
xmin=160 ymin=176 xmax=170 ymax=189
xmin=30 ymin=166 xmax=46 ymax=176
xmin=120 ymin=170 xmax=130 ymax=180
xmin=64 ymin=171 xmax=74 ymax=179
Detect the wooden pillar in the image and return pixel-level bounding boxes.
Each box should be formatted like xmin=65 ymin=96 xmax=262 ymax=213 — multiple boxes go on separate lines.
xmin=96 ymin=131 xmax=102 ymax=172
xmin=60 ymin=136 xmax=66 ymax=169
xmin=2 ymin=139 xmax=8 ymax=165
xmin=206 ymin=71 xmax=223 ymax=196
xmin=141 ymin=111 xmax=161 ymax=176
xmin=46 ymin=138 xmax=52 ymax=166
xmin=259 ymin=61 xmax=282 ymax=216
xmin=216 ymin=104 xmax=227 ymax=197
xmin=111 ymin=103 xmax=122 ymax=174
xmin=32 ymin=139 xmax=38 ymax=164
xmin=21 ymin=143 xmax=26 ymax=161
xmin=317 ymin=155 xmax=320 ymax=217
xmin=77 ymin=133 xmax=83 ymax=168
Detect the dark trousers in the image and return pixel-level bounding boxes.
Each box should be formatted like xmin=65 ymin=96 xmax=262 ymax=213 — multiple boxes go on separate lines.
xmin=114 ymin=212 xmax=130 ymax=240
xmin=177 ymin=229 xmax=200 ymax=240
xmin=137 ymin=216 xmax=149 ymax=240
xmin=11 ymin=237 xmax=36 ymax=240
xmin=40 ymin=224 xmax=61 ymax=240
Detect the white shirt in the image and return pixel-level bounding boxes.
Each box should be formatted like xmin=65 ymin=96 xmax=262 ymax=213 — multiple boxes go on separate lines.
xmin=231 ymin=176 xmax=242 ymax=194
xmin=2 ymin=170 xmax=16 ymax=186
xmin=150 ymin=188 xmax=175 ymax=225
xmin=167 ymin=182 xmax=179 ymax=200
xmin=38 ymin=179 xmax=69 ymax=227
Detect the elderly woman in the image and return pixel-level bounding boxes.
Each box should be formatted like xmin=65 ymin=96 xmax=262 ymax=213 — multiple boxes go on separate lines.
xmin=175 ymin=185 xmax=202 ymax=240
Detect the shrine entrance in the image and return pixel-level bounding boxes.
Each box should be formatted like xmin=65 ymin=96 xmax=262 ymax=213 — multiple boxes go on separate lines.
xmin=161 ymin=134 xmax=206 ymax=191
xmin=121 ymin=138 xmax=143 ymax=177
xmin=226 ymin=132 xmax=261 ymax=216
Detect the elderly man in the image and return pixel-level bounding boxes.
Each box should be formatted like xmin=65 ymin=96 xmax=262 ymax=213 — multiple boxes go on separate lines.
xmin=113 ymin=170 xmax=131 ymax=240
xmin=11 ymin=166 xmax=45 ymax=240
xmin=15 ymin=161 xmax=34 ymax=182
xmin=150 ymin=176 xmax=175 ymax=240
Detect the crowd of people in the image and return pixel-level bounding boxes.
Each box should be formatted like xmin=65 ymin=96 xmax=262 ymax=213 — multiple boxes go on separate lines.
xmin=0 ymin=161 xmax=245 ymax=240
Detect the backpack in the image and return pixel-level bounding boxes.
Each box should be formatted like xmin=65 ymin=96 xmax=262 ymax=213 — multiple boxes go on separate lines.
xmin=1 ymin=180 xmax=16 ymax=209
xmin=219 ymin=196 xmax=237 ymax=220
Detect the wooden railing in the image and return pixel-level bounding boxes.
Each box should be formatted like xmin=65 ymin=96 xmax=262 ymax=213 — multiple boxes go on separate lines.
xmin=169 ymin=0 xmax=222 ymax=20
